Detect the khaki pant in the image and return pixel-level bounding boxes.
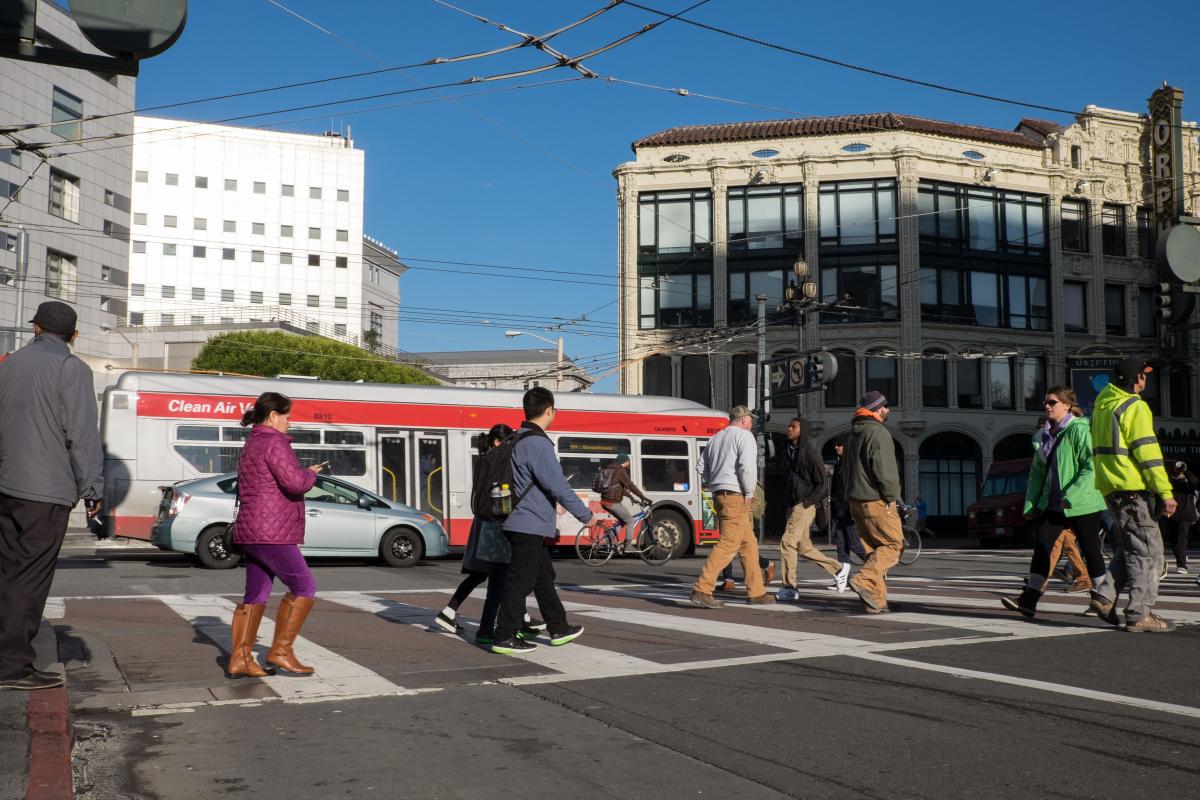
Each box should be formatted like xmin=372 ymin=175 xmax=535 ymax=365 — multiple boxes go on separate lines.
xmin=1045 ymin=528 xmax=1089 ymax=590
xmin=848 ymin=500 xmax=903 ymax=608
xmin=779 ymin=503 xmax=842 ymax=588
xmin=695 ymin=493 xmax=766 ymax=597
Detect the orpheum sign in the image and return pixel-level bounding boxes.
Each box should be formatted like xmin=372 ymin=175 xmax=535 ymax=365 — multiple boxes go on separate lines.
xmin=1149 ymin=84 xmax=1186 ymax=235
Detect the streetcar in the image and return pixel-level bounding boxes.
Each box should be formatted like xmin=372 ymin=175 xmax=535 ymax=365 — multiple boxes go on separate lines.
xmin=100 ymin=372 xmax=728 ymax=558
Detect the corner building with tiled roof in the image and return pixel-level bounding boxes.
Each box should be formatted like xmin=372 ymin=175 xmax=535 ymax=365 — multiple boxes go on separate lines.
xmin=614 ymin=95 xmax=1200 ymax=533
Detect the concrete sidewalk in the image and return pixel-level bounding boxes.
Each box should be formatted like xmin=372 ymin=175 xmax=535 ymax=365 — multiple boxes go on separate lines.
xmin=0 ymin=619 xmax=73 ymax=800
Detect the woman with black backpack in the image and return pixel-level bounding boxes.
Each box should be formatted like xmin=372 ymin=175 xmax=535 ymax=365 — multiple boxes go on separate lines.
xmin=434 ymin=424 xmax=543 ymax=645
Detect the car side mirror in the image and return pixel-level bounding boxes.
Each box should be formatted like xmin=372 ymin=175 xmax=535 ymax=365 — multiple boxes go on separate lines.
xmin=357 ymin=495 xmax=374 ymax=510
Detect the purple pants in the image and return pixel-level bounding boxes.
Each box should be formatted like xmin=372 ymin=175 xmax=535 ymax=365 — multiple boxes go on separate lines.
xmin=240 ymin=543 xmax=316 ymax=605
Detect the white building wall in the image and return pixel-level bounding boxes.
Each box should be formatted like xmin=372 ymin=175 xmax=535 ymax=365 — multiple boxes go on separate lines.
xmin=128 ymin=117 xmax=366 ymax=339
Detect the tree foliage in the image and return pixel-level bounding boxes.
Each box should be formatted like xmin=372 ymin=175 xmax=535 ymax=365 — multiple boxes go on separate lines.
xmin=191 ymin=331 xmax=438 ymax=385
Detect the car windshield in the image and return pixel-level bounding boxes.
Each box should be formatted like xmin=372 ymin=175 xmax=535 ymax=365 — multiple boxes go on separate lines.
xmin=980 ymin=472 xmax=1028 ymax=498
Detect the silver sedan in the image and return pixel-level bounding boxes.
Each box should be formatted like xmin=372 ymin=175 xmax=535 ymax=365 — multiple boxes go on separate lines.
xmin=150 ymin=472 xmax=450 ymax=569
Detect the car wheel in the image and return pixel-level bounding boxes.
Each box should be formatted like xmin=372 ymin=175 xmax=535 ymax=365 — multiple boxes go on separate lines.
xmin=651 ymin=510 xmax=692 ymax=560
xmin=380 ymin=527 xmax=423 ymax=568
xmin=195 ymin=525 xmax=242 ymax=570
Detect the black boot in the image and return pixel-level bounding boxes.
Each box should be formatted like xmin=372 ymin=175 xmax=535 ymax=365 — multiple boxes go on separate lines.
xmin=1000 ymin=587 xmax=1042 ymax=618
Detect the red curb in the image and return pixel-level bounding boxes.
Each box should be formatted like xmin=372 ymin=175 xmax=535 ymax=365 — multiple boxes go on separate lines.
xmin=25 ymin=685 xmax=72 ymax=800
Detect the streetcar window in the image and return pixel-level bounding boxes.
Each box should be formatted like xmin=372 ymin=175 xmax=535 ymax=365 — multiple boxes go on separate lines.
xmin=222 ymin=427 xmax=250 ymax=442
xmin=294 ymin=448 xmax=366 ymax=476
xmin=289 ymin=428 xmax=321 ymax=444
xmin=560 ymin=457 xmax=606 ymax=492
xmin=174 ymin=445 xmax=240 ymax=473
xmin=324 ymin=430 xmax=364 ymax=445
xmin=177 ymin=425 xmax=219 ymax=441
xmin=641 ymin=438 xmax=691 ymax=492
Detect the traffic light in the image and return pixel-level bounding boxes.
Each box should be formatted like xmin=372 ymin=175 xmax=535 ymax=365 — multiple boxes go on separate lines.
xmin=807 ymin=351 xmax=839 ymax=387
xmin=1155 ymin=280 xmax=1197 ymax=326
xmin=1155 ymin=282 xmax=1172 ymax=320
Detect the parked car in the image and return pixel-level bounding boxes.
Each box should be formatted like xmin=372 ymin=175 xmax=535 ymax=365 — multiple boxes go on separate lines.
xmin=966 ymin=458 xmax=1033 ymax=545
xmin=151 ymin=472 xmax=450 ymax=569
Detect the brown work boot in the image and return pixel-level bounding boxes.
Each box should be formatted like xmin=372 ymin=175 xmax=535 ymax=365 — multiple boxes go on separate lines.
xmin=690 ymin=590 xmax=725 ymax=609
xmin=747 ymin=592 xmax=776 ymax=605
xmin=762 ymin=562 xmax=777 ymax=586
xmin=849 ymin=577 xmax=884 ymax=611
xmin=226 ymin=604 xmax=276 ymax=679
xmin=267 ymin=594 xmax=316 ymax=675
xmin=1086 ymin=594 xmax=1120 ymax=627
xmin=1125 ymin=612 xmax=1175 ymax=633
xmin=1066 ymin=579 xmax=1091 ymax=593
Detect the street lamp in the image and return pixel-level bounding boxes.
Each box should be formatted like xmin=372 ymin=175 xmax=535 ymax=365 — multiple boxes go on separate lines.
xmin=505 ymin=330 xmax=564 ymax=391
xmin=101 ymin=324 xmax=138 ymax=369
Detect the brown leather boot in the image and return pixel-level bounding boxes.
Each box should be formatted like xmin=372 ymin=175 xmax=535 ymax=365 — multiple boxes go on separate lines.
xmin=226 ymin=604 xmax=275 ymax=678
xmin=267 ymin=594 xmax=316 ymax=675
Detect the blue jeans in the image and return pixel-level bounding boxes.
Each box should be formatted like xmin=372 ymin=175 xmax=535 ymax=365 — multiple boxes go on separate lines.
xmin=832 ymin=509 xmax=866 ymax=563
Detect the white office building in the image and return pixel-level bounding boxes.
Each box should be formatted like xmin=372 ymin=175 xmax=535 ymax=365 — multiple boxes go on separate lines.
xmin=126 ymin=117 xmax=389 ymax=346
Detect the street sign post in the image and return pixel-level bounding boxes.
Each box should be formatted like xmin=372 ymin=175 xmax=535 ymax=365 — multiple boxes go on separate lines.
xmin=763 ymin=351 xmax=838 ymax=400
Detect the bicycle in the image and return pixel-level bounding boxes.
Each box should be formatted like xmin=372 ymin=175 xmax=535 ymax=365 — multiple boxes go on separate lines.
xmin=897 ymin=503 xmax=923 ymax=565
xmin=575 ymin=504 xmax=679 ymax=567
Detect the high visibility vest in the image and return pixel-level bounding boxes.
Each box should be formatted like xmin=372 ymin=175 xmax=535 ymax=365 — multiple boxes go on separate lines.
xmin=1090 ymin=383 xmax=1173 ymax=498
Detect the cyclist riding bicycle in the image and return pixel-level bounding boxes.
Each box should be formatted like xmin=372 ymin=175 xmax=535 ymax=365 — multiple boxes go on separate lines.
xmin=594 ymin=454 xmax=652 ymax=553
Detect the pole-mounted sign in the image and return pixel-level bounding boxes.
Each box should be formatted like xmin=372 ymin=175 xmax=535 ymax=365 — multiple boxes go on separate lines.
xmin=763 ymin=351 xmax=838 ymax=400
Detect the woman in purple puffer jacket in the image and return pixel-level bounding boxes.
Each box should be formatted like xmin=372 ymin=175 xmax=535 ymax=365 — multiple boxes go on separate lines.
xmin=226 ymin=392 xmax=323 ymax=679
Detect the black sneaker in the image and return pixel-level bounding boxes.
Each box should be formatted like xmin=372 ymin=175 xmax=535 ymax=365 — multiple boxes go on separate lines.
xmin=491 ymin=637 xmax=538 ymax=655
xmin=434 ymin=610 xmax=462 ymax=634
xmin=523 ymin=617 xmax=547 ymax=633
xmin=550 ymin=625 xmax=584 ymax=646
xmin=0 ymin=671 xmax=64 ymax=691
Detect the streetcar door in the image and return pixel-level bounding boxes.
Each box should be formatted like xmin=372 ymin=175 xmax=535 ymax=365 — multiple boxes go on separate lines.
xmin=414 ymin=433 xmax=448 ymax=527
xmin=379 ymin=436 xmax=409 ymax=505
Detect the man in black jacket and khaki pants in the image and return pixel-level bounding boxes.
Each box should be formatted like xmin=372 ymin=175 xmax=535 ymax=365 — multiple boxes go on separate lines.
xmin=776 ymin=418 xmax=846 ymax=601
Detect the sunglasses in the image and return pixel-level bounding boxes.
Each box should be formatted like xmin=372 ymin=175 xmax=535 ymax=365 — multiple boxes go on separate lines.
xmin=1042 ymin=399 xmax=1062 ymax=408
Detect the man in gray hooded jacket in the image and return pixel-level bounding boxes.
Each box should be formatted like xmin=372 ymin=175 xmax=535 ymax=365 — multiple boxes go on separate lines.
xmin=0 ymin=302 xmax=103 ymax=690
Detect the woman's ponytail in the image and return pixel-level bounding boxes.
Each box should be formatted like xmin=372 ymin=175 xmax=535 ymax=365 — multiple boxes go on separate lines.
xmin=241 ymin=392 xmax=293 ymax=427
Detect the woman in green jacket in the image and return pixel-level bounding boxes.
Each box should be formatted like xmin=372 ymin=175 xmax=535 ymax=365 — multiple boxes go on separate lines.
xmin=1002 ymin=386 xmax=1108 ymax=618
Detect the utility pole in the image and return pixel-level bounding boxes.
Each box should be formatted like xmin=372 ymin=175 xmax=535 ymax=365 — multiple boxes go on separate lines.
xmin=13 ymin=227 xmax=29 ymax=348
xmin=755 ymin=293 xmax=768 ymax=501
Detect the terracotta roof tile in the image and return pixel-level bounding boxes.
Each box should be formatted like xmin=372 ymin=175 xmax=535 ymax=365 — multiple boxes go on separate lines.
xmin=1014 ymin=117 xmax=1063 ymax=142
xmin=632 ymin=112 xmax=1045 ymax=151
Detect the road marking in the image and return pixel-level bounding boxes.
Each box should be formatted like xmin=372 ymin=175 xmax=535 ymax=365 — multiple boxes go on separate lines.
xmin=43 ymin=598 xmax=65 ymax=619
xmin=158 ymin=594 xmax=417 ymax=703
xmin=849 ymin=652 xmax=1200 ymax=720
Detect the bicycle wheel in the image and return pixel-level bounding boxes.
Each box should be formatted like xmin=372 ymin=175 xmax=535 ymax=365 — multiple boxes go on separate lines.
xmin=637 ymin=522 xmax=679 ymax=567
xmin=575 ymin=524 xmax=615 ymax=566
xmin=899 ymin=525 xmax=921 ymax=565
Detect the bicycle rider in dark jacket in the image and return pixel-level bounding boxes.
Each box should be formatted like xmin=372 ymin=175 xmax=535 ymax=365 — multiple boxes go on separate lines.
xmin=599 ymin=455 xmax=652 ymax=552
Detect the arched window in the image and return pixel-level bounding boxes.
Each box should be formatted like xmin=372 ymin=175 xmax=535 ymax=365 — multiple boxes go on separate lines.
xmin=957 ymin=357 xmax=983 ymax=409
xmin=681 ymin=355 xmax=711 ymax=407
xmin=922 ymin=350 xmax=948 ymax=407
xmin=643 ymin=355 xmax=672 ymax=397
xmin=865 ymin=352 xmax=898 ymax=406
xmin=730 ymin=352 xmax=755 ymax=409
xmin=825 ymin=349 xmax=856 ymax=408
xmin=1169 ymin=365 xmax=1193 ymax=418
xmin=919 ymin=432 xmax=982 ymax=518
xmin=994 ymin=433 xmax=1035 ymax=462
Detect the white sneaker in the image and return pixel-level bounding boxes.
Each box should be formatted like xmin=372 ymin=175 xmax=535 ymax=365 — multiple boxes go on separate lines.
xmin=831 ymin=562 xmax=851 ymax=593
xmin=776 ymin=586 xmax=798 ymax=602
xmin=1176 ymin=567 xmax=1189 ymax=575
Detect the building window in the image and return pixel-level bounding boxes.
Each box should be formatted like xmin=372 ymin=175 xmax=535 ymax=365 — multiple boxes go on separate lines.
xmin=308 ymin=227 xmax=320 ymax=239
xmin=919 ymin=433 xmax=980 ymax=517
xmin=1137 ymin=287 xmax=1157 ymax=339
xmin=192 ymin=287 xmax=205 ymax=300
xmin=1105 ymin=284 xmax=1125 ymax=336
xmin=1006 ymin=274 xmax=1050 ymax=330
xmin=307 ymin=295 xmax=319 ymax=307
xmin=134 ymin=212 xmax=146 ymax=225
xmin=225 ymin=179 xmax=237 ymax=191
xmin=864 ymin=354 xmax=898 ymax=406
xmin=369 ymin=311 xmax=383 ymax=335
xmin=164 ymin=214 xmax=177 ymax=228
xmin=1061 ymin=199 xmax=1088 ymax=253
xmin=727 ymin=184 xmax=803 ymax=251
xmin=989 ymin=358 xmax=1014 ymax=410
xmin=337 ymin=189 xmax=349 ymax=202
xmin=820 ymin=258 xmax=899 ymax=323
xmin=922 ymin=351 xmax=948 ymax=407
xmin=279 ymin=293 xmax=291 ymax=306
xmin=1169 ymin=366 xmax=1193 ymax=417
xmin=162 ymin=285 xmax=175 ymax=299
xmin=190 ymin=315 xmax=204 ymax=326
xmin=1 ymin=148 xmax=20 ymax=167
xmin=818 ymin=179 xmax=897 ymax=247
xmin=161 ymin=313 xmax=175 ymax=326
xmin=1102 ymin=205 xmax=1126 ymax=256
xmin=282 ymin=184 xmax=294 ymax=197
xmin=251 ymin=250 xmax=264 ymax=263
xmin=1070 ymin=145 xmax=1082 ymax=169
xmin=638 ymin=190 xmax=712 ymax=255
xmin=957 ymin=358 xmax=983 ymax=409
xmin=1019 ymin=357 xmax=1046 ymax=412
xmin=307 ymin=254 xmax=320 ymax=267
xmin=103 ymin=189 xmax=129 ymax=211
xmin=280 ymin=252 xmax=292 ymax=265
xmin=103 ymin=220 xmax=129 ymax=240
xmin=131 ymin=283 xmax=144 ymax=297
xmin=639 ymin=273 xmax=712 ymax=329
xmin=728 ymin=269 xmax=784 ymax=325
xmin=195 ymin=176 xmax=208 ymax=188
xmin=135 ymin=170 xmax=148 ymax=183
xmin=161 ymin=243 xmax=175 ymax=256
xmin=918 ymin=181 xmax=1047 ymax=256
xmin=335 ymin=296 xmax=347 ymax=309
xmin=335 ymin=256 xmax=348 ymax=269
xmin=223 ymin=248 xmax=235 ymax=260
xmin=220 ymin=317 xmax=234 ymax=325
xmin=252 ymin=222 xmax=264 ymax=235
xmin=48 ymin=169 xmax=80 ymax=222
xmin=1137 ymin=207 xmax=1154 ymax=258
xmin=729 ymin=353 xmax=756 ymax=409
xmin=165 ymin=173 xmax=178 ymax=186
xmin=309 ymin=187 xmax=322 ymax=200
xmin=643 ymin=355 xmax=672 ymax=396
xmin=1063 ymin=281 xmax=1088 ymax=332
xmin=132 ymin=240 xmax=146 ymax=253
xmin=250 ymin=291 xmax=263 ymax=304
xmin=50 ymin=87 xmax=83 ymax=140
xmin=336 ymin=229 xmax=349 ymax=242
xmin=334 ymin=323 xmax=347 ymax=336
xmin=129 ymin=312 xmax=143 ymax=326
xmin=253 ymin=181 xmax=265 ymax=194
xmin=281 ymin=224 xmax=293 ymax=237
xmin=194 ymin=217 xmax=207 ymax=230
xmin=193 ymin=246 xmax=206 ymax=258
xmin=223 ymin=220 xmax=236 ymax=233
xmin=680 ymin=355 xmax=711 ymax=407
xmin=221 ymin=289 xmax=234 ymax=302
xmin=825 ymin=350 xmax=856 ymax=408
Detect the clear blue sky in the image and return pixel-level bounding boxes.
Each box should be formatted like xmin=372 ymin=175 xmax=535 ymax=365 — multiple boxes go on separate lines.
xmin=131 ymin=0 xmax=1200 ymax=391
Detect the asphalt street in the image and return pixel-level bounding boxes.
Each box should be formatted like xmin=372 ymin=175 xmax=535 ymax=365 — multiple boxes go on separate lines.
xmin=47 ymin=533 xmax=1200 ymax=800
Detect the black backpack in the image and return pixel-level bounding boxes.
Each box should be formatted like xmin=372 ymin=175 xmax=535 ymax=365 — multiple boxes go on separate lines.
xmin=469 ymin=427 xmax=547 ymax=520
xmin=592 ymin=464 xmax=616 ymax=494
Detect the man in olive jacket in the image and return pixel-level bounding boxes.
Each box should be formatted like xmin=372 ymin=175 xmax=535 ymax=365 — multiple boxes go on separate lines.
xmin=841 ymin=392 xmax=902 ymax=613
xmin=0 ymin=302 xmax=104 ymax=690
